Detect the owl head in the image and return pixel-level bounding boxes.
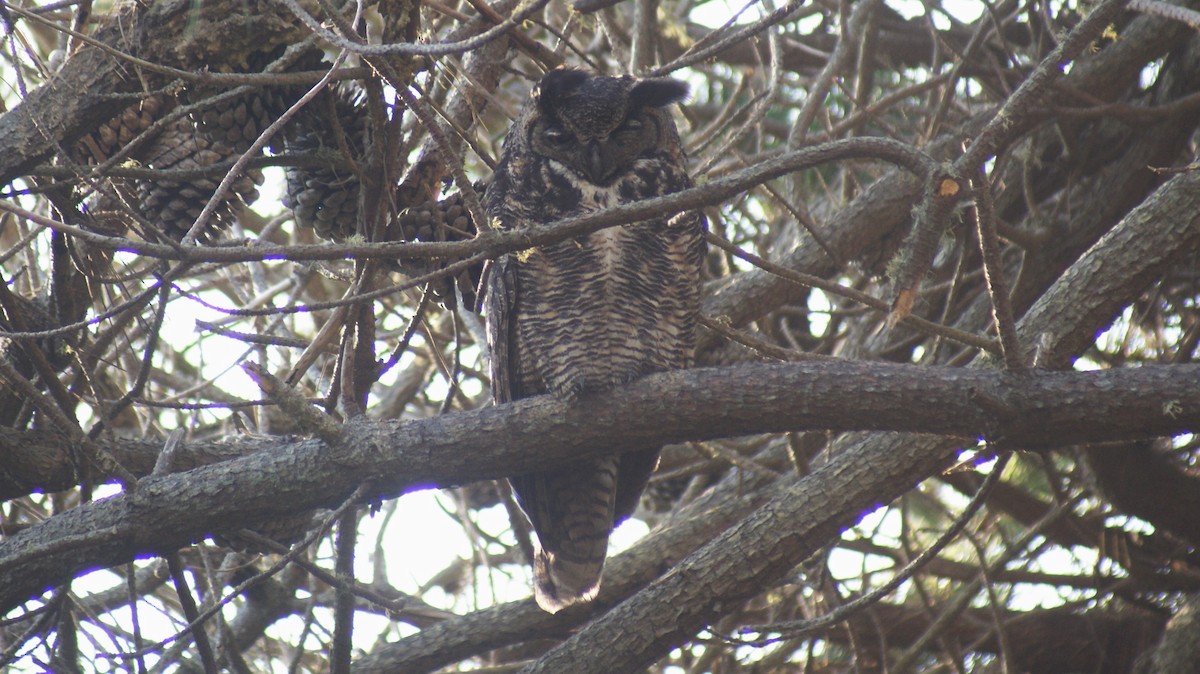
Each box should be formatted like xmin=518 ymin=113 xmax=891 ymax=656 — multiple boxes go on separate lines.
xmin=518 ymin=68 xmax=689 ymax=185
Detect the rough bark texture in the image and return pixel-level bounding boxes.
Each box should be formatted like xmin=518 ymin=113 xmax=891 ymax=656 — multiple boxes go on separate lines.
xmin=2 ymin=0 xmax=1199 ymax=671
xmin=3 ymin=362 xmax=1197 ymax=612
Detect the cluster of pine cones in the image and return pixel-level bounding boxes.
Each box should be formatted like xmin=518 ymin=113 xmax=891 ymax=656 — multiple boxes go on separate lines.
xmin=76 ymin=86 xmax=274 ymax=242
xmin=74 ymin=59 xmax=480 ymax=293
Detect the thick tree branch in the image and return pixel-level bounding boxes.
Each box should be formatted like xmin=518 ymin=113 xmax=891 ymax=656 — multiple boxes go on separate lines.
xmin=1084 ymin=440 xmax=1200 ymax=548
xmin=1 ymin=360 xmax=1197 ymax=612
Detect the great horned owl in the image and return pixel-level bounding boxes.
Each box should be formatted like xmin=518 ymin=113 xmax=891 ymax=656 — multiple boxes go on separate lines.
xmin=484 ymin=68 xmax=705 ymax=613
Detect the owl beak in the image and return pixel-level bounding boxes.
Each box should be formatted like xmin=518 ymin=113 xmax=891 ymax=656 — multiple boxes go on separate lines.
xmin=586 ymin=143 xmax=611 ymax=183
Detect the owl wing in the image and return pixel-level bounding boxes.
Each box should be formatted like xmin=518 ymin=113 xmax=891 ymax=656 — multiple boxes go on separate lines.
xmin=484 ymin=253 xmax=519 ymax=406
xmin=483 ymin=162 xmax=524 ymax=406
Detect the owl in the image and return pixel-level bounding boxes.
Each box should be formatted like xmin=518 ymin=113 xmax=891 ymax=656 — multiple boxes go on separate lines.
xmin=484 ymin=68 xmax=706 ymax=613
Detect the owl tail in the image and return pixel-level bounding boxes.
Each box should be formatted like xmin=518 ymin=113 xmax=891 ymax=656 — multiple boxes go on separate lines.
xmin=512 ymin=449 xmax=661 ymax=613
xmin=512 ymin=455 xmax=621 ymax=614
xmin=532 ymin=538 xmax=606 ymax=614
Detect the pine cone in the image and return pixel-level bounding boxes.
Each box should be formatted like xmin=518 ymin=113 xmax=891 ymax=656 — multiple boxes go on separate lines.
xmin=374 ymin=0 xmax=420 ymax=42
xmin=282 ymin=88 xmax=368 ymax=241
xmin=75 ymin=96 xmax=170 ymax=242
xmin=137 ymin=117 xmax=263 ymax=241
xmin=184 ymin=43 xmax=319 ymax=153
xmin=74 ymin=95 xmax=168 ymax=166
xmin=395 ymin=189 xmax=483 ymax=310
xmin=189 ymin=90 xmax=283 ymax=152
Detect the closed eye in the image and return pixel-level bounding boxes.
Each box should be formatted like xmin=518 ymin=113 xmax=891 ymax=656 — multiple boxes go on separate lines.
xmin=541 ymin=125 xmax=572 ymax=146
xmin=618 ymin=118 xmax=644 ymax=134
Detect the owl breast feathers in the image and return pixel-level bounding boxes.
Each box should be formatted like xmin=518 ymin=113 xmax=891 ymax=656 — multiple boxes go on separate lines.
xmin=484 ymin=68 xmax=706 ymax=613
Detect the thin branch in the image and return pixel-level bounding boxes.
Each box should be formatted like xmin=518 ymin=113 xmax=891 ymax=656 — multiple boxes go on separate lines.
xmin=0 ymin=137 xmax=948 ymax=266
xmin=649 ymin=0 xmax=810 ymax=77
xmin=273 ymin=0 xmax=551 ymax=57
xmin=165 ymin=554 xmax=218 ymax=674
xmin=704 ymin=232 xmax=999 ymax=354
xmin=732 ymin=453 xmax=1012 ymax=642
xmin=971 ymin=167 xmax=1023 ymax=369
xmin=331 ymin=508 xmax=357 ymax=674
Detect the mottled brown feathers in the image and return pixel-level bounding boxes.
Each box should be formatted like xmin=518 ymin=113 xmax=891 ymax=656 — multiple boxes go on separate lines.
xmin=484 ymin=69 xmax=705 ymax=613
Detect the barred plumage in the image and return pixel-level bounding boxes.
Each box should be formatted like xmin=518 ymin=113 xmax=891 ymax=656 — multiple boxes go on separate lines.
xmin=485 ymin=69 xmax=705 ymax=613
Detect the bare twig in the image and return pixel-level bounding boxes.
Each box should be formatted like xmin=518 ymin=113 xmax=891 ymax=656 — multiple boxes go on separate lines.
xmin=971 ymin=167 xmax=1024 ymax=369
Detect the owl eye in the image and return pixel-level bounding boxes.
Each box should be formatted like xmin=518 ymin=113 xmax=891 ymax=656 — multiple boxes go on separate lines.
xmin=617 ymin=118 xmax=644 ymax=134
xmin=541 ymin=125 xmax=572 ymax=146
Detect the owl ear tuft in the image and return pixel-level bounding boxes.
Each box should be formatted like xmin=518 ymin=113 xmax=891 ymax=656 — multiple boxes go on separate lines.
xmin=629 ymin=78 xmax=689 ymax=109
xmin=535 ymin=68 xmax=590 ymax=112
